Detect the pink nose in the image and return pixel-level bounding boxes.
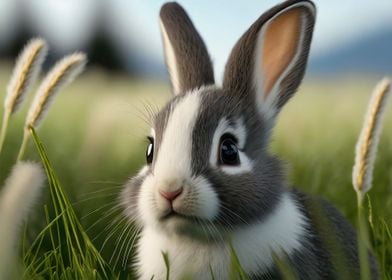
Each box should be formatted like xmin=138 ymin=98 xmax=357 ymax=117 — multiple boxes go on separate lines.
xmin=159 ymin=187 xmax=183 ymax=202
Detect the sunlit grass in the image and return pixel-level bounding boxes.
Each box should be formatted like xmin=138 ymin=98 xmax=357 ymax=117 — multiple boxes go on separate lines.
xmin=0 ymin=64 xmax=390 ymax=278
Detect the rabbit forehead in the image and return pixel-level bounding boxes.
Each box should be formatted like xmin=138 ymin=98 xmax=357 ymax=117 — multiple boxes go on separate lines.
xmin=153 ymin=90 xmax=201 ymax=179
xmin=153 ymin=87 xmax=268 ymax=175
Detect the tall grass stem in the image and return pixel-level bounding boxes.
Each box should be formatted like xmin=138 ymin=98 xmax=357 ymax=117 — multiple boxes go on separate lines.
xmin=357 ymin=201 xmax=371 ymax=280
xmin=0 ymin=111 xmax=10 ymax=154
xmin=17 ymin=128 xmax=31 ymax=161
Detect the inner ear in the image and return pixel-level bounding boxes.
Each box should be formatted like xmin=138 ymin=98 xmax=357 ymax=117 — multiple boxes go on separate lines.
xmin=261 ymin=8 xmax=302 ymax=95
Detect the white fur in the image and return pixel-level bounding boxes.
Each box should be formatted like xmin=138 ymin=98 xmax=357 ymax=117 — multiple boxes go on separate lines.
xmin=150 ymin=128 xmax=156 ymax=139
xmin=189 ymin=175 xmax=219 ymax=220
xmin=231 ymin=192 xmax=308 ymax=274
xmin=138 ymin=175 xmax=159 ymax=228
xmin=153 ymin=91 xmax=200 ymax=185
xmin=122 ymin=165 xmax=149 ymax=220
xmin=138 ymin=90 xmax=219 ymax=231
xmin=138 ymin=173 xmax=220 ymax=231
xmin=209 ymin=117 xmax=253 ymax=175
xmin=137 ymin=192 xmax=308 ymax=279
xmin=254 ymin=2 xmax=315 ymax=120
xmin=159 ymin=19 xmax=181 ymax=95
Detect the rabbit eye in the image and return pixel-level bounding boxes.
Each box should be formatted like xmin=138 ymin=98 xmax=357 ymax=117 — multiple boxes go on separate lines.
xmin=146 ymin=137 xmax=154 ymax=164
xmin=219 ymin=133 xmax=240 ymax=166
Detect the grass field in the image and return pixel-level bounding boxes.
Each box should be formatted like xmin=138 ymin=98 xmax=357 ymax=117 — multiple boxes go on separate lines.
xmin=0 ymin=63 xmax=391 ymax=279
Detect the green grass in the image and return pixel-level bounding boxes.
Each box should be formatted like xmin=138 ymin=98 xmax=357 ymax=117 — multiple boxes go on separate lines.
xmin=23 ymin=128 xmax=113 ymax=279
xmin=0 ymin=63 xmax=390 ymax=279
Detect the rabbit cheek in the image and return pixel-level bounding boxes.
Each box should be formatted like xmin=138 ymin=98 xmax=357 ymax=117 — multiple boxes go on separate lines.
xmin=138 ymin=175 xmax=161 ymax=228
xmin=121 ymin=166 xmax=149 ymax=223
xmin=189 ymin=176 xmax=219 ymax=220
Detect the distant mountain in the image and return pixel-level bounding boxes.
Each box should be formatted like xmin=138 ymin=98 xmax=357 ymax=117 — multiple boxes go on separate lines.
xmin=308 ymin=28 xmax=392 ymax=76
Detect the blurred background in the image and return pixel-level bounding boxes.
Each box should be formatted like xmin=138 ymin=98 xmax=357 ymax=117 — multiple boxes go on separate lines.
xmin=0 ymin=0 xmax=391 ymax=277
xmin=0 ymin=0 xmax=392 ymax=77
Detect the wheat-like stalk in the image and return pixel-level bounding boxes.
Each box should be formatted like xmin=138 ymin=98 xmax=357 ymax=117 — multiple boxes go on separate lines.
xmin=0 ymin=38 xmax=48 ymax=154
xmin=0 ymin=162 xmax=45 ymax=279
xmin=5 ymin=38 xmax=48 ymax=115
xmin=17 ymin=52 xmax=87 ymax=161
xmin=26 ymin=52 xmax=87 ymax=129
xmin=352 ymin=77 xmax=391 ymax=203
xmin=352 ymin=78 xmax=390 ymax=280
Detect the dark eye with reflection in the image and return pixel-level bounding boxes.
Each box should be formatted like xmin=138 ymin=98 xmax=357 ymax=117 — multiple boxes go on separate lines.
xmin=146 ymin=137 xmax=154 ymax=164
xmin=219 ymin=133 xmax=240 ymax=166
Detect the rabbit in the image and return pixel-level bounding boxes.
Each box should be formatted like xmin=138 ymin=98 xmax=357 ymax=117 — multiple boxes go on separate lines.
xmin=121 ymin=0 xmax=379 ymax=279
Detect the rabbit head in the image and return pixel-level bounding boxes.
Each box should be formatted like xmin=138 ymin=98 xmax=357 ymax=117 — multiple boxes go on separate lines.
xmin=122 ymin=0 xmax=316 ymax=241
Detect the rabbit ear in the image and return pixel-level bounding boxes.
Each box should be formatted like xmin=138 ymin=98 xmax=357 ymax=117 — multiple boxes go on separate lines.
xmin=159 ymin=2 xmax=215 ymax=95
xmin=223 ymin=0 xmax=315 ymax=119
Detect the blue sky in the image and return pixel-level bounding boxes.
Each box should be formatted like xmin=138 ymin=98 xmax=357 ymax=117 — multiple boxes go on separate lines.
xmin=118 ymin=0 xmax=392 ymax=78
xmin=0 ymin=0 xmax=391 ymax=77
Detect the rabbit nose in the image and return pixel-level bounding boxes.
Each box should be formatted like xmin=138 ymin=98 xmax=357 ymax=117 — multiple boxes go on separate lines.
xmin=159 ymin=187 xmax=183 ymax=202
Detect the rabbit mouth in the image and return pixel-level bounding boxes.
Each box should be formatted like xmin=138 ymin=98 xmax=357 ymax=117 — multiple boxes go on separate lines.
xmin=159 ymin=209 xmax=199 ymax=222
xmin=160 ymin=210 xmax=185 ymax=220
xmin=159 ymin=208 xmax=208 ymax=226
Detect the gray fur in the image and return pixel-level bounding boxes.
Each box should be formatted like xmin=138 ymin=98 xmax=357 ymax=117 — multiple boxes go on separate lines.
xmin=121 ymin=0 xmax=380 ymax=278
xmin=160 ymin=2 xmax=215 ymax=94
xmin=191 ymin=88 xmax=285 ymax=226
